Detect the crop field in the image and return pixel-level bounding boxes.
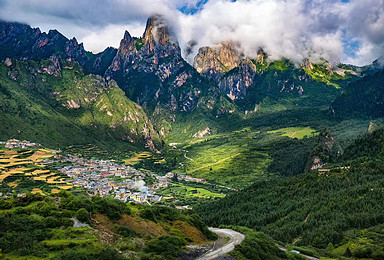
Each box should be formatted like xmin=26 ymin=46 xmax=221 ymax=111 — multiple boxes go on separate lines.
xmin=161 ymin=183 xmax=225 ymax=199
xmin=156 ymin=181 xmax=228 ymax=206
xmin=124 ymin=151 xmax=152 ymax=165
xmin=0 ymin=148 xmax=73 ymax=194
xmin=267 ymin=127 xmax=319 ymax=139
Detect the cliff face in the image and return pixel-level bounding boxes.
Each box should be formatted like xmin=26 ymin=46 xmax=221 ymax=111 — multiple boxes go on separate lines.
xmin=105 ymin=15 xmax=224 ymax=115
xmin=193 ymin=43 xmax=262 ymax=100
xmin=218 ymin=58 xmax=257 ymax=100
xmin=193 ymin=41 xmax=243 ymax=80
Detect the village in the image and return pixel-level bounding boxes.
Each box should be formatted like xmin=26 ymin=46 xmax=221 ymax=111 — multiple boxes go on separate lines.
xmin=42 ymin=154 xmax=207 ymax=204
xmin=0 ymin=139 xmax=208 ymax=204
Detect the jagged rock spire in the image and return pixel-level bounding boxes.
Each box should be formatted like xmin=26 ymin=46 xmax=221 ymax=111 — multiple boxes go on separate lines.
xmin=143 ymin=15 xmax=175 ymax=49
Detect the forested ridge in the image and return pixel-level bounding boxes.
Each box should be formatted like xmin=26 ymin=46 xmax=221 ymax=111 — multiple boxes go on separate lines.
xmin=332 ymin=69 xmax=384 ymax=118
xmin=197 ymin=128 xmax=384 ymax=259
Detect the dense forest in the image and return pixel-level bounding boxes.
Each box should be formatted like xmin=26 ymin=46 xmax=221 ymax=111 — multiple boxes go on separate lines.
xmin=197 ymin=129 xmax=384 ymax=259
xmin=332 ymin=69 xmax=384 ymax=118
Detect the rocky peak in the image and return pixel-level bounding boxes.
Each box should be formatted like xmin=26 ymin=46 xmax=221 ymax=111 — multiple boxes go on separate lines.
xmin=256 ymin=48 xmax=266 ymax=65
xmin=64 ymin=37 xmax=89 ymax=65
xmin=0 ymin=21 xmax=94 ymax=70
xmin=118 ymin=31 xmax=134 ymax=56
xmin=193 ymin=41 xmax=243 ymax=79
xmin=123 ymin=30 xmax=133 ymax=45
xmin=106 ymin=15 xmax=182 ymax=77
xmin=47 ymin=29 xmax=60 ymax=37
xmin=143 ymin=15 xmax=174 ymax=49
xmin=105 ymin=15 xmax=195 ymax=111
xmin=303 ymin=58 xmax=314 ymax=71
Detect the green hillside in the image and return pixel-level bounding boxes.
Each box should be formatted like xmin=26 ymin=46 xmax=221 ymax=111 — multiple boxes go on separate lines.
xmin=332 ymin=69 xmax=384 ymax=118
xmin=0 ymin=192 xmax=216 ymax=260
xmin=0 ymin=58 xmax=160 ymax=151
xmin=197 ymin=128 xmax=384 ymax=259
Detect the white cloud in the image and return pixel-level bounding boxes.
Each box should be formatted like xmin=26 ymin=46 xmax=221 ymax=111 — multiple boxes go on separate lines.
xmin=80 ymin=23 xmax=145 ymax=53
xmin=0 ymin=0 xmax=383 ymax=66
xmin=177 ymin=0 xmax=346 ymax=65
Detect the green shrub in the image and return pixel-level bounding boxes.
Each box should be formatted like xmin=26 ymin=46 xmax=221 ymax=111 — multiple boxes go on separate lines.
xmin=92 ymin=197 xmax=130 ymax=220
xmin=144 ymin=236 xmax=185 ymax=259
xmin=76 ymin=208 xmax=90 ymax=223
xmin=117 ymin=226 xmax=136 ymax=238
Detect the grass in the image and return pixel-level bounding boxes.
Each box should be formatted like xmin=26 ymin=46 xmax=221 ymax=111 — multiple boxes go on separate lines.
xmin=167 ymin=128 xmax=276 ymax=188
xmin=267 ymin=127 xmax=319 ymax=139
xmin=0 ymin=59 xmax=157 ymax=154
xmin=158 ymin=183 xmax=225 ymax=199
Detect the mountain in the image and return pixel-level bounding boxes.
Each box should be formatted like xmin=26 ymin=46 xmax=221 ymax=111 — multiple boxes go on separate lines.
xmin=0 ymin=56 xmax=160 ymax=150
xmin=194 ymin=41 xmax=361 ymax=110
xmin=332 ymin=69 xmax=384 ymax=118
xmin=194 ymin=41 xmax=244 ymax=80
xmin=0 ymin=20 xmax=116 ymax=75
xmin=105 ymin=15 xmax=226 ymax=115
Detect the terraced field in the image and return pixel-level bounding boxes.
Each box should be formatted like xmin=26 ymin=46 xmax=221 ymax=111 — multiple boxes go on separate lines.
xmin=0 ymin=147 xmax=73 ymax=194
xmin=124 ymin=151 xmax=152 ymax=165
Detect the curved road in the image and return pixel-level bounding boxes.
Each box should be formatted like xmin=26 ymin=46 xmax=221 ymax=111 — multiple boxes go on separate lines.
xmin=196 ymin=228 xmax=319 ymax=260
xmin=197 ymin=228 xmax=245 ymax=260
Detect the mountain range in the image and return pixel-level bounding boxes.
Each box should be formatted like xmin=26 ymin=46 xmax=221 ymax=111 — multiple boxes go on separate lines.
xmin=2 ymin=15 xmax=382 ymax=152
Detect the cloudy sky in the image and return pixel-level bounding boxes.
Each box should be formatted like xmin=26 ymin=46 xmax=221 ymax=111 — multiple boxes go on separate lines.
xmin=0 ymin=0 xmax=383 ymax=66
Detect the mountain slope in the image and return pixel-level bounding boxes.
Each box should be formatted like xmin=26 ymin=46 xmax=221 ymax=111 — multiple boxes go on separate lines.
xmin=0 ymin=57 xmax=160 ymax=150
xmin=194 ymin=42 xmax=361 ymax=111
xmin=196 ymin=128 xmax=384 ymax=258
xmin=0 ymin=192 xmax=216 ymax=260
xmin=332 ymin=69 xmax=384 ymax=118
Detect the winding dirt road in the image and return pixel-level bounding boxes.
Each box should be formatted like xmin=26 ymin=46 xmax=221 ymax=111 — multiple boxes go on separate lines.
xmin=197 ymin=228 xmax=245 ymax=260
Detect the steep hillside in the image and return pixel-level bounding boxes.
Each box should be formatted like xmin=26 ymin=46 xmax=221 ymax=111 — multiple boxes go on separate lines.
xmin=0 ymin=192 xmax=216 ymax=260
xmin=197 ymin=128 xmax=384 ymax=259
xmin=332 ymin=69 xmax=384 ymax=118
xmin=0 ymin=57 xmax=160 ymax=150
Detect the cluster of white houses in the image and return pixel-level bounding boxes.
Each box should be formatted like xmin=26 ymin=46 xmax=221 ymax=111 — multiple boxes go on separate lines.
xmin=49 ymin=155 xmax=168 ymax=204
xmin=1 ymin=139 xmax=40 ymax=149
xmin=164 ymin=172 xmax=207 ymax=184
